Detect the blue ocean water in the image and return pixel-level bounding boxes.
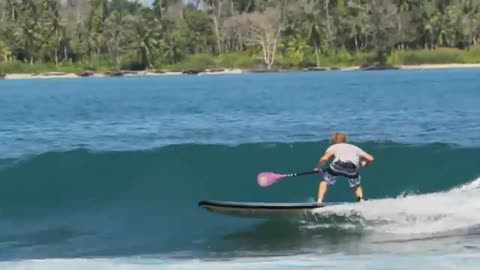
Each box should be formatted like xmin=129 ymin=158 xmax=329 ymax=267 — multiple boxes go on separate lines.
xmin=0 ymin=69 xmax=480 ymax=269
xmin=1 ymin=69 xmax=479 ymax=158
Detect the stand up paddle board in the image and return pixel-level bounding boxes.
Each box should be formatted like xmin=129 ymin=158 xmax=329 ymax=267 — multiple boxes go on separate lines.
xmin=198 ymin=200 xmax=348 ymax=218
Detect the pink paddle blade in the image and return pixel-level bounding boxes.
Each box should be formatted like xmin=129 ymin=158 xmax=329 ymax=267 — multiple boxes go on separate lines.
xmin=257 ymin=172 xmax=287 ymax=187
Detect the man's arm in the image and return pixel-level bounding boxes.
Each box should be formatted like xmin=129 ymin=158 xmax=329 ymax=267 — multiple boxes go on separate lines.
xmin=315 ymin=151 xmax=334 ymax=170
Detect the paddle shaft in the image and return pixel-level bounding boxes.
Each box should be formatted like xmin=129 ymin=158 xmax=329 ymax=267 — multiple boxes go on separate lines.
xmin=286 ymin=169 xmax=325 ymax=177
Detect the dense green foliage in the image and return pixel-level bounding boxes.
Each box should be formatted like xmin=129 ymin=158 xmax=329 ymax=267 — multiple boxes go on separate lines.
xmin=1 ymin=0 xmax=480 ymax=73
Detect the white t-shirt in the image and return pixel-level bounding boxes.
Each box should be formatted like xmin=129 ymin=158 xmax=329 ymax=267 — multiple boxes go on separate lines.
xmin=325 ymin=143 xmax=366 ymax=167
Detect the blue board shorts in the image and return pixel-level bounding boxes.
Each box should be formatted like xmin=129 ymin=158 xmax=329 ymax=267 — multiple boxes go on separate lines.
xmin=323 ymin=167 xmax=361 ymax=188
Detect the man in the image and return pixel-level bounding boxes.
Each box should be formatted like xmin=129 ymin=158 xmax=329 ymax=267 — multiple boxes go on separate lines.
xmin=314 ymin=132 xmax=374 ymax=203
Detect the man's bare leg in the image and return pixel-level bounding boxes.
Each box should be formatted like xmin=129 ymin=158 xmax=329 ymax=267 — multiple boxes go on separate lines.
xmin=352 ymin=185 xmax=364 ymax=201
xmin=317 ymin=180 xmax=328 ymax=203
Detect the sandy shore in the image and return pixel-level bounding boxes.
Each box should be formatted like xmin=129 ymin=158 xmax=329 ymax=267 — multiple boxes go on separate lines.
xmin=0 ymin=68 xmax=245 ymax=80
xmin=1 ymin=64 xmax=480 ymax=80
xmin=4 ymin=73 xmax=99 ymax=80
xmin=341 ymin=63 xmax=480 ymax=71
xmin=399 ymin=63 xmax=480 ymax=70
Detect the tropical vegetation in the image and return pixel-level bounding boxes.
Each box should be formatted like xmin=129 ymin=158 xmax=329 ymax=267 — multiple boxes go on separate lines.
xmin=1 ymin=0 xmax=480 ymax=74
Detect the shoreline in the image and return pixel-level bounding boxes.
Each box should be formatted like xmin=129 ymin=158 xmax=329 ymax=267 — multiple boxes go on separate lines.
xmin=2 ymin=63 xmax=480 ymax=80
xmin=0 ymin=69 xmax=243 ymax=80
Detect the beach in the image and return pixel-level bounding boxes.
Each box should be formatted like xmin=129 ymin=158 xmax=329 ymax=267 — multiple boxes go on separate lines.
xmin=2 ymin=64 xmax=480 ymax=80
xmin=0 ymin=68 xmax=243 ymax=80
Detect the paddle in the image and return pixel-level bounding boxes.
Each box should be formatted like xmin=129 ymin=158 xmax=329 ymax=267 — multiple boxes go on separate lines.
xmin=257 ymin=169 xmax=325 ymax=187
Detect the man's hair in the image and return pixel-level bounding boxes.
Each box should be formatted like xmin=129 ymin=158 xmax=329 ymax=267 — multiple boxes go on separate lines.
xmin=331 ymin=132 xmax=347 ymax=144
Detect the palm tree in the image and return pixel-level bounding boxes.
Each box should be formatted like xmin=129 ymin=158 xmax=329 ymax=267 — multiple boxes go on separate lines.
xmin=87 ymin=0 xmax=109 ymax=65
xmin=14 ymin=0 xmax=43 ymax=64
xmin=41 ymin=0 xmax=67 ymax=65
xmin=3 ymin=0 xmax=19 ymax=21
xmin=124 ymin=12 xmax=162 ymax=69
xmin=304 ymin=12 xmax=323 ymax=66
xmin=0 ymin=39 xmax=12 ymax=62
xmin=153 ymin=0 xmax=179 ymax=18
xmin=204 ymin=0 xmax=223 ymax=54
xmin=105 ymin=10 xmax=125 ymax=69
xmin=459 ymin=0 xmax=480 ymax=48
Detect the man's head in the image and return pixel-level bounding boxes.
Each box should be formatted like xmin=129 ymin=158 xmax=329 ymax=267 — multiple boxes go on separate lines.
xmin=331 ymin=132 xmax=347 ymax=145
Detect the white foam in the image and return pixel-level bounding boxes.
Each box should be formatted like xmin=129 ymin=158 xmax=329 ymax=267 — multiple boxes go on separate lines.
xmin=2 ymin=252 xmax=480 ymax=270
xmin=450 ymin=177 xmax=480 ymax=192
xmin=310 ymin=177 xmax=480 ymax=235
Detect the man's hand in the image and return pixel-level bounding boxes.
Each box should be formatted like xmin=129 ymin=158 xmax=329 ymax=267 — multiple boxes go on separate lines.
xmin=360 ymin=153 xmax=374 ymax=167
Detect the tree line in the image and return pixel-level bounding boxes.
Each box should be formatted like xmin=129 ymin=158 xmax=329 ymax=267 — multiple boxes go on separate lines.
xmin=0 ymin=0 xmax=479 ymax=71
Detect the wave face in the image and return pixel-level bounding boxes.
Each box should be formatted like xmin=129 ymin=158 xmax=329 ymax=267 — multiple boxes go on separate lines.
xmin=0 ymin=141 xmax=479 ymax=259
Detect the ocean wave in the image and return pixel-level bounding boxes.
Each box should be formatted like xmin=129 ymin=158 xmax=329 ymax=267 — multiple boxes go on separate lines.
xmin=0 ymin=141 xmax=478 ymax=259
